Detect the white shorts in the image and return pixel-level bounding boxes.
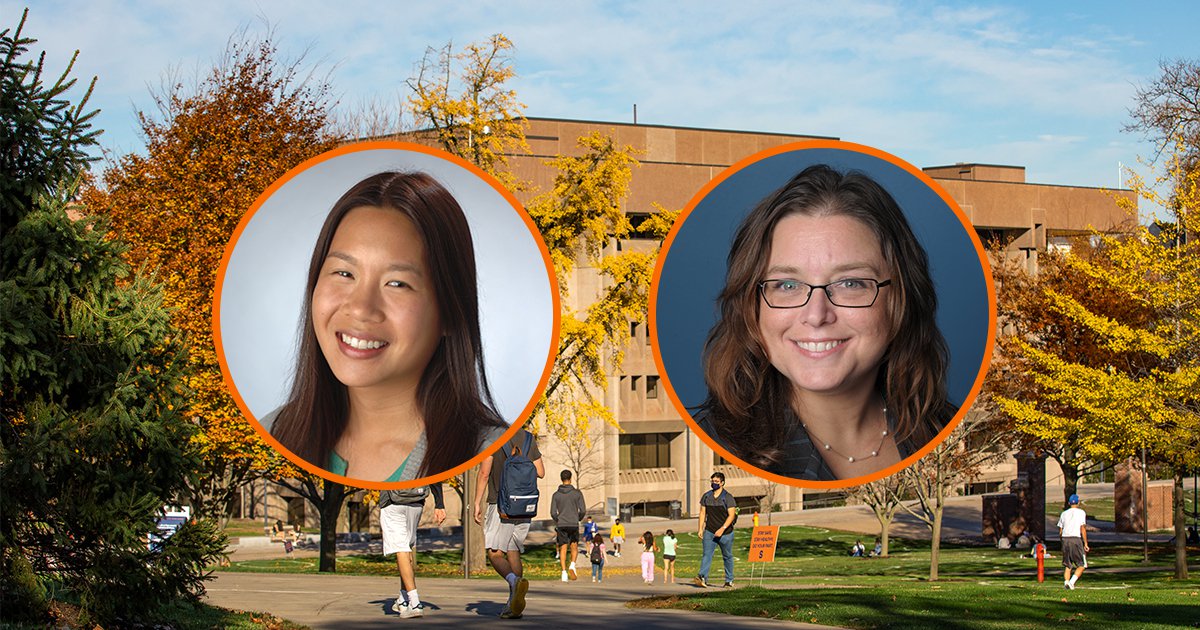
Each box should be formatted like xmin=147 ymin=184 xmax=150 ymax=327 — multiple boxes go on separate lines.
xmin=483 ymin=503 xmax=529 ymax=553
xmin=381 ymin=503 xmax=424 ymax=555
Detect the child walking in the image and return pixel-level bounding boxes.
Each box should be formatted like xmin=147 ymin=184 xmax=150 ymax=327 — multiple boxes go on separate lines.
xmin=589 ymin=534 xmax=606 ymax=583
xmin=661 ymin=529 xmax=678 ymax=584
xmin=640 ymin=531 xmax=659 ymax=585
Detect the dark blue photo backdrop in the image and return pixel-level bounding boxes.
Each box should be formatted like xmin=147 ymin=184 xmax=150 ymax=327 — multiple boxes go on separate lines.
xmin=654 ymin=146 xmax=992 ymax=411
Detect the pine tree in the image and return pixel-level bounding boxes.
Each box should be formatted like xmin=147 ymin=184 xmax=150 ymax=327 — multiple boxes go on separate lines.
xmin=0 ymin=11 xmax=223 ymax=623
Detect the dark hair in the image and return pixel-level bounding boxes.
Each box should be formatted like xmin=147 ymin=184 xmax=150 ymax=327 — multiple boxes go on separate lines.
xmin=710 ymin=471 xmax=725 ymax=483
xmin=271 ymin=171 xmax=505 ymax=478
xmin=701 ymin=164 xmax=952 ymax=471
xmin=666 ymin=529 xmax=675 ymax=537
xmin=560 ymin=469 xmax=572 ymax=482
xmin=642 ymin=531 xmax=655 ymax=548
xmin=593 ymin=533 xmax=604 ymax=545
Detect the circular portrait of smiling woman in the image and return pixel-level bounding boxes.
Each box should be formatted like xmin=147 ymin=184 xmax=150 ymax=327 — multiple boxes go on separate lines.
xmin=652 ymin=141 xmax=994 ymax=488
xmin=215 ymin=142 xmax=558 ymax=489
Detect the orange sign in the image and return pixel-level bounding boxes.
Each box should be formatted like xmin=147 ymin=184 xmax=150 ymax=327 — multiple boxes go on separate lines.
xmin=748 ymin=526 xmax=780 ymax=563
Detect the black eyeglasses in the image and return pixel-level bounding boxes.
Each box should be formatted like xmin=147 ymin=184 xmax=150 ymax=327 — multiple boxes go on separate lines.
xmin=757 ymin=278 xmax=891 ymax=309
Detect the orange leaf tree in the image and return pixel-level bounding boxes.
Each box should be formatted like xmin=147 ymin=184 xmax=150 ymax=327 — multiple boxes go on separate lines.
xmin=82 ymin=36 xmax=339 ymax=520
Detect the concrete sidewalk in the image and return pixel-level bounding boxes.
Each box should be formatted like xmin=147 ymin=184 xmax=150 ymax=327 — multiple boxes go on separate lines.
xmin=205 ymin=571 xmax=844 ymax=629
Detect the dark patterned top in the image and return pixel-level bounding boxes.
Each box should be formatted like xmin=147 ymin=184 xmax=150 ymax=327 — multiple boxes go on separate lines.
xmin=696 ymin=406 xmax=921 ymax=481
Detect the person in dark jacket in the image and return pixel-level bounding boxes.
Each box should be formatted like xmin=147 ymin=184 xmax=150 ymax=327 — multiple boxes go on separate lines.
xmin=381 ymin=484 xmax=444 ymax=618
xmin=550 ymin=469 xmax=587 ymax=581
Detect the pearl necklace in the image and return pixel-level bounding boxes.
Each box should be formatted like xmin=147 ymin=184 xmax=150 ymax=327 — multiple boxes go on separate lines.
xmin=801 ymin=404 xmax=890 ymax=464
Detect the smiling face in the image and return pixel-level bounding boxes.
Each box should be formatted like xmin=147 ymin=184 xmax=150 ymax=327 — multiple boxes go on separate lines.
xmin=757 ymin=213 xmax=895 ymax=406
xmin=310 ymin=206 xmax=442 ymax=397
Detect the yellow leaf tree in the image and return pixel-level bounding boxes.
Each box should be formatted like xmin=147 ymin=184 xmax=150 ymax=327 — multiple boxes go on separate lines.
xmin=997 ymin=140 xmax=1200 ymax=579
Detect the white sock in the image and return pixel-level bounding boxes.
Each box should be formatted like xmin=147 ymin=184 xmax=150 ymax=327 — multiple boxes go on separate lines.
xmin=1068 ymin=575 xmax=1078 ymax=586
xmin=407 ymin=589 xmax=420 ymax=607
xmin=568 ymin=561 xmax=576 ymax=570
xmin=506 ymin=572 xmax=519 ymax=588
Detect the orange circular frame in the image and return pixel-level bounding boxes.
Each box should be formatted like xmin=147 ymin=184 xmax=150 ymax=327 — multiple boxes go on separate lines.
xmin=649 ymin=140 xmax=997 ymax=489
xmin=213 ymin=141 xmax=560 ymax=490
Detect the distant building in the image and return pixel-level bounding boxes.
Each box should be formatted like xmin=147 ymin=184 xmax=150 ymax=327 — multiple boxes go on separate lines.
xmin=238 ymin=117 xmax=1137 ymax=531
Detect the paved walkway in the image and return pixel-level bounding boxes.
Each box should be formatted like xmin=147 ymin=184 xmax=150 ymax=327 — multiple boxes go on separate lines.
xmin=205 ymin=571 xmax=844 ymax=629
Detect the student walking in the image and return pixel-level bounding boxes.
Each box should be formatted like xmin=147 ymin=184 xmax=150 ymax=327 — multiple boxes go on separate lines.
xmin=381 ymin=483 xmax=445 ymax=618
xmin=640 ymin=531 xmax=660 ymax=584
xmin=661 ymin=529 xmax=678 ymax=584
xmin=473 ymin=428 xmax=545 ymax=619
xmin=610 ymin=519 xmax=626 ymax=557
xmin=583 ymin=515 xmax=598 ymax=551
xmin=550 ymin=469 xmax=587 ymax=582
xmin=694 ymin=471 xmax=737 ymax=588
xmin=1057 ymin=494 xmax=1090 ymax=590
xmin=589 ymin=533 xmax=607 ymax=583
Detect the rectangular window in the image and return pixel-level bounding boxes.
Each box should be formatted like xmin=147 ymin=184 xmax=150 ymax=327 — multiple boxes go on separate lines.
xmin=630 ymin=375 xmax=640 ymax=392
xmin=646 ymin=375 xmax=660 ymax=399
xmin=619 ymin=433 xmax=673 ymax=469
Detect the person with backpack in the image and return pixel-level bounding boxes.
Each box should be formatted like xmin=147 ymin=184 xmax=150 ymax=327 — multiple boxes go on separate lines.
xmin=550 ymin=469 xmax=587 ymax=582
xmin=473 ymin=427 xmax=544 ymax=619
xmin=381 ymin=483 xmax=445 ymax=618
xmin=589 ymin=533 xmax=607 ymax=582
xmin=640 ymin=531 xmax=660 ymax=585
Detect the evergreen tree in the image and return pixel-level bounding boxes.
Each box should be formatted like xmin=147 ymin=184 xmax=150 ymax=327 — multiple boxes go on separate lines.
xmin=1 ymin=11 xmax=224 ymax=624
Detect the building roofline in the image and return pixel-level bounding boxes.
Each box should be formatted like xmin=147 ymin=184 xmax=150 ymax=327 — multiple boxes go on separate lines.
xmin=525 ymin=115 xmax=839 ymax=141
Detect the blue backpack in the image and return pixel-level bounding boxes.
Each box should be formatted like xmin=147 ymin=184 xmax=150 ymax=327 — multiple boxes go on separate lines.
xmin=497 ymin=432 xmax=539 ymax=518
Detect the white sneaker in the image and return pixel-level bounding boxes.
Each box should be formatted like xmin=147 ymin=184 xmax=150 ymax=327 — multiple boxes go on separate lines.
xmin=392 ymin=598 xmax=405 ymax=613
xmin=399 ymin=602 xmax=424 ymax=618
xmin=561 ymin=570 xmax=568 ymax=582
xmin=1064 ymin=581 xmax=1071 ymax=590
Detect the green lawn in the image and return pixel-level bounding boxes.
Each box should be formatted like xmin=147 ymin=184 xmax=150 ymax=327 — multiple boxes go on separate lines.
xmin=220 ymin=524 xmax=1194 ymax=583
xmin=632 ymin=582 xmax=1200 ymax=630
xmin=0 ymin=601 xmax=305 ymax=630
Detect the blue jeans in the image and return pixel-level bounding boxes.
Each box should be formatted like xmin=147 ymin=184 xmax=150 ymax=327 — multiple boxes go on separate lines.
xmin=698 ymin=529 xmax=734 ymax=583
xmin=591 ymin=562 xmax=603 ymax=581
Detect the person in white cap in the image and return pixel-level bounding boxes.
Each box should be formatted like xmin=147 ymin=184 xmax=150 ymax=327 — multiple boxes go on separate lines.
xmin=1056 ymin=494 xmax=1089 ymax=589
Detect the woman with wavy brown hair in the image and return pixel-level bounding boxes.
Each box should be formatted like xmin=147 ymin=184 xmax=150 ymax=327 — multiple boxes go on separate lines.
xmin=266 ymin=171 xmax=506 ymax=482
xmin=697 ymin=164 xmax=954 ymax=481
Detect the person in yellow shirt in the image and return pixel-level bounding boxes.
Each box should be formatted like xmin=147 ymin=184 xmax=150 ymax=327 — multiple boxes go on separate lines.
xmin=752 ymin=510 xmax=760 ymax=528
xmin=611 ymin=519 xmax=626 ymax=558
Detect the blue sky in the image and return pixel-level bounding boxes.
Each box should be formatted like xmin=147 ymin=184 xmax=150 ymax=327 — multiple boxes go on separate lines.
xmin=9 ymin=1 xmax=1199 ymax=203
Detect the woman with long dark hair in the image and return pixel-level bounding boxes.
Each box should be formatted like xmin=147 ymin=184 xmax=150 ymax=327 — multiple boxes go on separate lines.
xmin=698 ymin=164 xmax=955 ymax=481
xmin=267 ymin=171 xmax=506 ymax=481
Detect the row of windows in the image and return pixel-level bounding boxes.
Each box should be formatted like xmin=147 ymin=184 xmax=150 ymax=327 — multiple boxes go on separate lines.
xmin=617 ymin=432 xmax=735 ymax=470
xmin=627 ymin=374 xmax=660 ymax=399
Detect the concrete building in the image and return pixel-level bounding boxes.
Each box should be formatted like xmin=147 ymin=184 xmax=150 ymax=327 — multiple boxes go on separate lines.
xmin=245 ymin=117 xmax=1137 ymax=533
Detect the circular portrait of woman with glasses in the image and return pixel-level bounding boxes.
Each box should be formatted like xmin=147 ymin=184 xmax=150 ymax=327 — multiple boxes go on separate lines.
xmin=651 ymin=141 xmax=994 ymax=487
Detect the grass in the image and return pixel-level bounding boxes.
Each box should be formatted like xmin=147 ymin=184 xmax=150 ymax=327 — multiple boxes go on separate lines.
xmin=220 ymin=524 xmax=1195 ymax=583
xmin=631 ymin=583 xmax=1200 ymax=630
xmin=223 ymin=517 xmax=315 ymax=538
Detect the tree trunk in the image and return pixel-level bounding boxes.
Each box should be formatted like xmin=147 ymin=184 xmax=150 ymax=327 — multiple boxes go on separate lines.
xmin=1061 ymin=462 xmax=1081 ymax=508
xmin=1174 ymin=471 xmax=1188 ymax=580
xmin=319 ymin=481 xmax=346 ymax=573
xmin=873 ymin=509 xmax=894 ymax=557
xmin=463 ymin=467 xmax=487 ymax=576
xmin=929 ymin=505 xmax=943 ymax=581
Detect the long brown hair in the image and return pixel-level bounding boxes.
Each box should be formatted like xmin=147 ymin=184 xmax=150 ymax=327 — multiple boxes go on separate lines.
xmin=271 ymin=171 xmax=504 ymax=477
xmin=701 ymin=164 xmax=953 ymax=470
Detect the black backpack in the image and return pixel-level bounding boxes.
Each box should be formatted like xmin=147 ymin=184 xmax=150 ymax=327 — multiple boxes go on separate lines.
xmin=497 ymin=432 xmax=539 ymax=518
xmin=590 ymin=541 xmax=603 ymax=565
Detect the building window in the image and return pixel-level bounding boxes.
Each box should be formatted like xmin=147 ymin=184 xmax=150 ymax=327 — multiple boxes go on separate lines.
xmin=646 ymin=375 xmax=659 ymax=399
xmin=630 ymin=321 xmax=638 ymax=340
xmin=630 ymin=375 xmax=640 ymax=392
xmin=713 ymin=453 xmax=731 ymax=465
xmin=619 ymin=432 xmax=672 ymax=469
